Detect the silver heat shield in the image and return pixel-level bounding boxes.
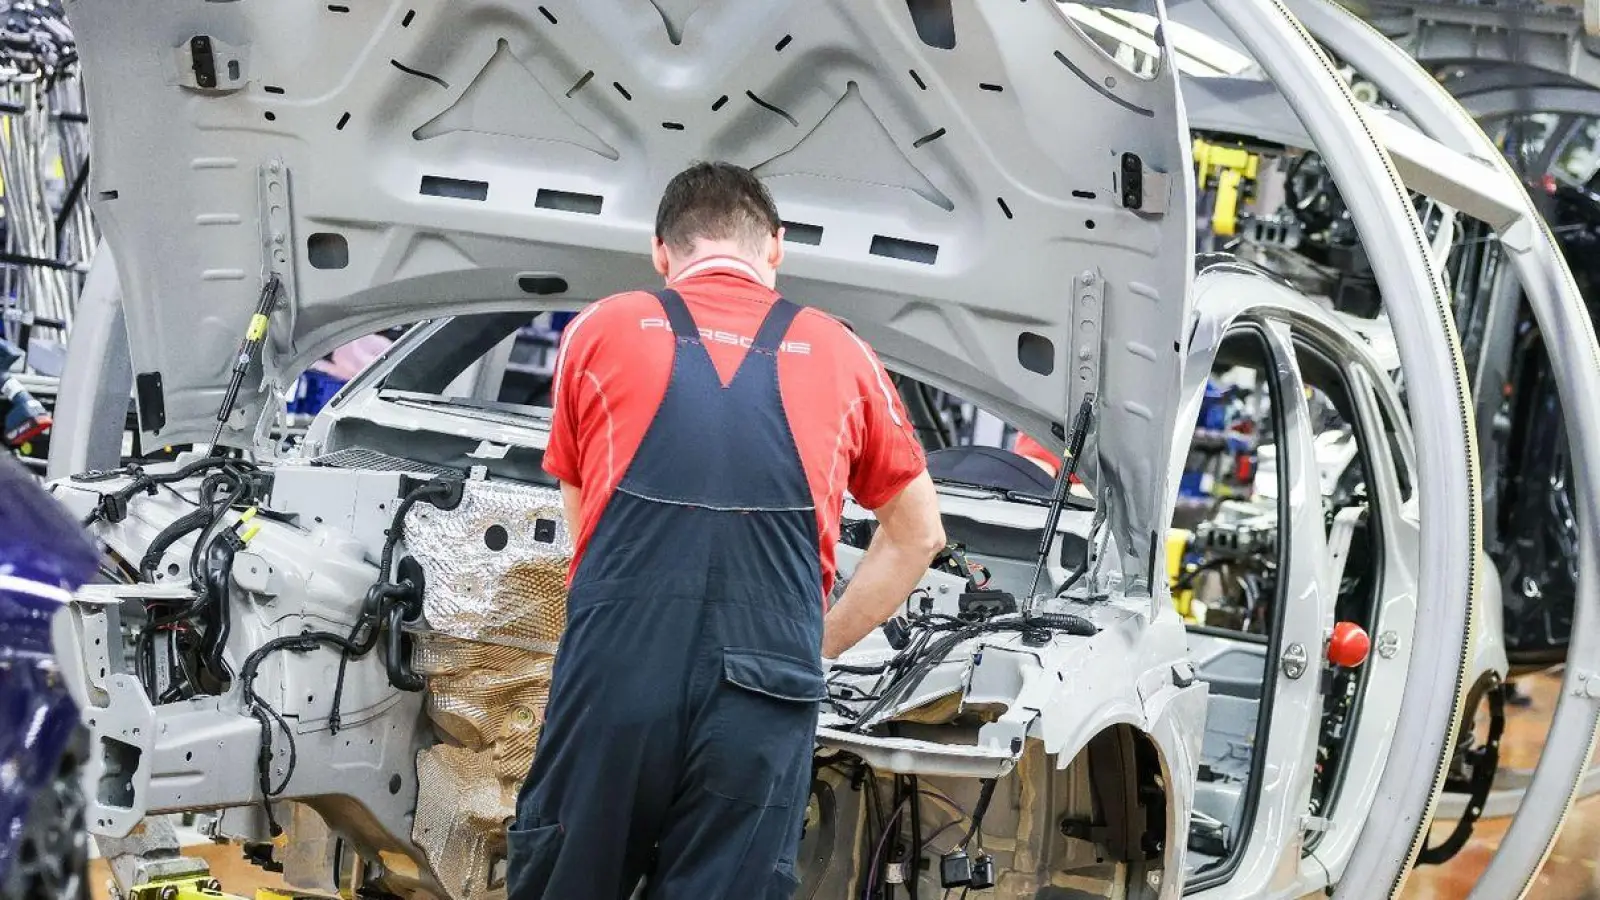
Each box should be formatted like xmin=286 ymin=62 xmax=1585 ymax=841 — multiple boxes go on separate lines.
xmin=400 ymin=479 xmax=570 ymax=900
xmin=402 ymin=478 xmax=570 ymax=652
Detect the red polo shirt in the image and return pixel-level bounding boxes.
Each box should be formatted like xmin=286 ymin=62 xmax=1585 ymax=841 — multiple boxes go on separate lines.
xmin=543 ymin=264 xmax=927 ymax=600
xmin=1014 ymin=434 xmax=1060 ymax=476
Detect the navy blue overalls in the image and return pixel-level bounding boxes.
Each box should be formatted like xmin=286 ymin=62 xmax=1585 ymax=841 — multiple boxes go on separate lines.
xmin=508 ymin=289 xmax=825 ymax=900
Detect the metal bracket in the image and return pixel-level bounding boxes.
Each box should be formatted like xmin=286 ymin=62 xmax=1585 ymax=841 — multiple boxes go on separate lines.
xmin=173 ymin=35 xmax=249 ymax=94
xmin=1301 ymin=814 xmax=1331 ymax=834
xmin=96 ymin=817 xmax=209 ymax=897
xmin=258 ymin=158 xmax=297 ymax=355
xmin=1281 ymin=642 xmax=1309 ymax=680
xmin=251 ymin=158 xmax=298 ymax=454
xmin=1070 ymin=268 xmax=1105 ymax=423
xmin=1119 ymin=152 xmax=1170 ymax=216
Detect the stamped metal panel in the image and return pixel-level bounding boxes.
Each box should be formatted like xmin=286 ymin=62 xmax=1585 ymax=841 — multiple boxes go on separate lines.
xmin=66 ymin=1 xmax=1195 ymax=561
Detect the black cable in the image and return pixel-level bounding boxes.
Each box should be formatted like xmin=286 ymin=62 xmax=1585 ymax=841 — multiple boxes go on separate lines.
xmin=379 ymin=480 xmax=452 ymax=579
xmin=848 ymin=622 xmax=989 ymax=730
xmin=161 ymin=633 xmax=179 ymax=702
xmin=326 ymin=618 xmax=366 ymax=736
xmin=200 ymin=561 xmax=233 ymax=679
xmin=907 ymin=775 xmax=922 ymax=900
xmin=137 ymin=506 xmax=212 ymax=577
xmin=171 ymin=631 xmax=203 ymax=702
xmin=327 ymin=480 xmax=451 ymax=731
xmin=1058 ymin=564 xmax=1089 ymax=597
xmin=861 ymin=766 xmax=883 ymax=900
xmin=328 ymin=583 xmax=411 ymax=733
xmin=188 ymin=472 xmax=249 ymax=587
xmin=240 ymin=626 xmax=385 ymax=835
xmin=960 ymin=779 xmax=997 ymax=850
xmin=79 ymin=455 xmax=255 ymax=527
xmin=843 ymin=615 xmax=1095 ymax=732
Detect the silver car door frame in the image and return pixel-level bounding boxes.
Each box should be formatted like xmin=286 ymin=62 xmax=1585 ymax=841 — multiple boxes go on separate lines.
xmin=1202 ymin=3 xmax=1481 ymax=897
xmin=1281 ymin=5 xmax=1600 ymax=897
xmin=1174 ymin=272 xmax=1330 ymax=898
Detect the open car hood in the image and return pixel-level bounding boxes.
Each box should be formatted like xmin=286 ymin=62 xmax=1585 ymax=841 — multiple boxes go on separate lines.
xmin=71 ymin=0 xmax=1194 ymax=585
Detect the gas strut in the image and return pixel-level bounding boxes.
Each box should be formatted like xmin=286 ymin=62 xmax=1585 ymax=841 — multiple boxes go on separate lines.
xmin=1025 ymin=392 xmax=1096 ymax=608
xmin=210 ymin=273 xmax=283 ymax=452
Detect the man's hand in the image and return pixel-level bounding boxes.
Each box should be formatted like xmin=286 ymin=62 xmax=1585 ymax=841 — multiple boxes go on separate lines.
xmin=822 ymin=472 xmax=945 ymax=659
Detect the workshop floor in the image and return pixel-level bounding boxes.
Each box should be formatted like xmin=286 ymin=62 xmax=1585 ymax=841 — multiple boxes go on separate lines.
xmin=88 ymin=671 xmax=1597 ymax=900
xmin=1404 ymin=668 xmax=1600 ymax=900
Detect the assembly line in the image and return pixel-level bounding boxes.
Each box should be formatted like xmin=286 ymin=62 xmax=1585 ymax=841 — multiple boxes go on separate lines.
xmin=4 ymin=2 xmax=1600 ymax=899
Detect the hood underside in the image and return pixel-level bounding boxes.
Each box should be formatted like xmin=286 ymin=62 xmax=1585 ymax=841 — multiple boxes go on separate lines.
xmin=70 ymin=0 xmax=1194 ymax=581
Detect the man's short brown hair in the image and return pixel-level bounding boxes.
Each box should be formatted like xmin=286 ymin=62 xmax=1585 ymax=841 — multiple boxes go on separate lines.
xmin=654 ymin=161 xmax=781 ymax=257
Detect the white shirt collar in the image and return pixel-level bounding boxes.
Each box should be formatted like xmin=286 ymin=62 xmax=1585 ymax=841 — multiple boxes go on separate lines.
xmin=669 ymin=255 xmax=767 ymax=286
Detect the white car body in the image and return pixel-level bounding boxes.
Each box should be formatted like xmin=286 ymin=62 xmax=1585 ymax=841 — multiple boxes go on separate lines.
xmin=41 ymin=1 xmax=1600 ymax=899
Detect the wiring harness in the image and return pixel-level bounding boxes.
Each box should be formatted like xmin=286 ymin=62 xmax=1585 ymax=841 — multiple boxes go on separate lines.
xmin=827 ymin=609 xmax=1097 ymax=734
xmin=239 ymin=475 xmax=460 ymax=835
xmin=73 ymin=456 xmax=269 ymax=703
xmin=77 ymin=457 xmax=462 ymax=836
xmin=816 ymin=755 xmax=1003 ymax=898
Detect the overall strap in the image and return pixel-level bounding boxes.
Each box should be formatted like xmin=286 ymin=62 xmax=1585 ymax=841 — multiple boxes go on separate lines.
xmin=749 ymin=298 xmax=803 ymax=353
xmin=652 ymin=289 xmax=702 ymax=341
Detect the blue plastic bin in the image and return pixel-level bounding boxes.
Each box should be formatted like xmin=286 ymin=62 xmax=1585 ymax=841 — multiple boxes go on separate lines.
xmin=289 ymin=369 xmax=348 ymax=416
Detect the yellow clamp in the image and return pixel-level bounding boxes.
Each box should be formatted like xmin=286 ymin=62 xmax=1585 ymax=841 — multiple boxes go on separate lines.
xmin=1193 ymin=138 xmax=1259 ymax=238
xmin=127 ymin=875 xmax=250 ymax=900
xmin=236 ymin=507 xmax=261 ymax=544
xmin=1166 ymin=528 xmax=1195 ymax=621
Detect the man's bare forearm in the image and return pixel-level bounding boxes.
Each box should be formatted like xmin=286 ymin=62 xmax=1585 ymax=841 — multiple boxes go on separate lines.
xmin=822 ymin=535 xmax=940 ymax=657
xmin=821 ymin=473 xmax=945 ymax=658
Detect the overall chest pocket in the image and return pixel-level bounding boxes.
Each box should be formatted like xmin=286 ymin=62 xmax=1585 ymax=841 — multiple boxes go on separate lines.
xmin=704 ymin=647 xmax=825 ymax=807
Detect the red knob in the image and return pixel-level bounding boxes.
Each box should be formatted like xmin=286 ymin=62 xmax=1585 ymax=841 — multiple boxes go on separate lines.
xmin=1328 ymin=622 xmax=1371 ymax=668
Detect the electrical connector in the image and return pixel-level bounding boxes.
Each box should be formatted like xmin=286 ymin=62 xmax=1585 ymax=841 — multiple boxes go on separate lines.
xmin=881 ymin=616 xmax=911 ymax=651
xmin=969 ymin=854 xmax=996 ymax=890
xmin=940 ymin=849 xmax=972 ymax=888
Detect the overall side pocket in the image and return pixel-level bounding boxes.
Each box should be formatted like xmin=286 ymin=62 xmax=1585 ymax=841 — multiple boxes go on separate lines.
xmin=705 ymin=647 xmax=825 ymax=807
xmin=505 ymin=821 xmax=564 ymax=899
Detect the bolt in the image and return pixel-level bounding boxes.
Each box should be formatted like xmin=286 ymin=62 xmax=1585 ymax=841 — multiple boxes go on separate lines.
xmin=269 ymin=160 xmax=282 ymax=173
xmin=1578 ymin=673 xmax=1600 ymax=701
xmin=1081 ymin=270 xmax=1096 ymax=286
xmin=1281 ymin=643 xmax=1308 ymax=680
xmin=1375 ymin=631 xmax=1400 ymax=660
xmin=1147 ymin=869 xmax=1162 ymax=888
xmin=273 ymin=231 xmax=285 ymax=245
xmin=1079 ymin=345 xmax=1093 ymax=361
